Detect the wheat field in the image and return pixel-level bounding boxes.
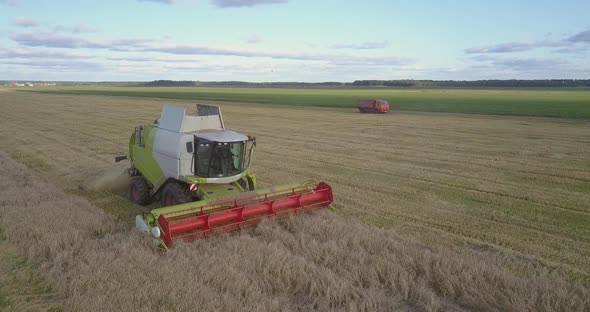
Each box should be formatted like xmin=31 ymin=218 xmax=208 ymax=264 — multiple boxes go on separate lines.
xmin=0 ymin=91 xmax=589 ymax=311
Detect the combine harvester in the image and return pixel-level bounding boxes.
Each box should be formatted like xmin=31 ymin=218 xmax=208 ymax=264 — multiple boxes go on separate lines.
xmin=116 ymin=104 xmax=333 ymax=247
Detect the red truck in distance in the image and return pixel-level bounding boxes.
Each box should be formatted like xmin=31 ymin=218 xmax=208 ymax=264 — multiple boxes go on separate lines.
xmin=357 ymin=99 xmax=390 ymax=113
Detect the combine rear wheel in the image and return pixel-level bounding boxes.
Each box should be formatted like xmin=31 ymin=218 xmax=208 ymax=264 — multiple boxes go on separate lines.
xmin=160 ymin=182 xmax=192 ymax=207
xmin=130 ymin=177 xmax=151 ymax=205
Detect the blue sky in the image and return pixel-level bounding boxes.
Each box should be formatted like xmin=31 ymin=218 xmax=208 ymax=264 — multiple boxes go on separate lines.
xmin=1 ymin=0 xmax=589 ymax=81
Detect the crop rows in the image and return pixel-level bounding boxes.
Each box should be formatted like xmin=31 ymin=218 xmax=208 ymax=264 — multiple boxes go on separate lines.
xmin=0 ymin=91 xmax=589 ymax=310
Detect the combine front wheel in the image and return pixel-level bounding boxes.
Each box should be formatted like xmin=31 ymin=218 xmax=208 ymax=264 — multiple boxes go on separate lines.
xmin=238 ymin=176 xmax=255 ymax=191
xmin=160 ymin=182 xmax=192 ymax=207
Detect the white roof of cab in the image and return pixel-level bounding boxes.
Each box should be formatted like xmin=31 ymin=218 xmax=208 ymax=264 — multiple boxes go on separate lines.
xmin=197 ymin=129 xmax=249 ymax=143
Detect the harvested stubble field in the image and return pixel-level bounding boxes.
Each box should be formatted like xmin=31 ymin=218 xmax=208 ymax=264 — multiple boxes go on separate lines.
xmin=0 ymin=91 xmax=589 ymax=311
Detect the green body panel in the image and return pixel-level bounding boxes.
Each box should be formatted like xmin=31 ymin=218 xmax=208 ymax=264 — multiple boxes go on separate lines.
xmin=183 ymin=171 xmax=256 ymax=189
xmin=197 ymin=183 xmax=244 ymax=200
xmin=194 ymin=172 xmax=255 ymax=199
xmin=184 ymin=176 xmax=207 ymax=184
xmin=129 ymin=126 xmax=164 ymax=187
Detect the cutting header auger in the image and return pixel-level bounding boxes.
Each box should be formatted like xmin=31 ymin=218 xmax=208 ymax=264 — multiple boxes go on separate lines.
xmin=116 ymin=104 xmax=334 ymax=248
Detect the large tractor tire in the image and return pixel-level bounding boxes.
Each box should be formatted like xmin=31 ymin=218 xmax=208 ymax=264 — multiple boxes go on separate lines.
xmin=130 ymin=177 xmax=151 ymax=205
xmin=238 ymin=176 xmax=255 ymax=191
xmin=160 ymin=182 xmax=193 ymax=207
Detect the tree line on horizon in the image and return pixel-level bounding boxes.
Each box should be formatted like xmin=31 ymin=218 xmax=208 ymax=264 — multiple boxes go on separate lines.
xmin=141 ymin=79 xmax=590 ymax=88
xmin=351 ymin=79 xmax=590 ymax=88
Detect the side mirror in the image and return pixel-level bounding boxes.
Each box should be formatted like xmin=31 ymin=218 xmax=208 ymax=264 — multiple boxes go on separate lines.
xmin=186 ymin=142 xmax=194 ymax=153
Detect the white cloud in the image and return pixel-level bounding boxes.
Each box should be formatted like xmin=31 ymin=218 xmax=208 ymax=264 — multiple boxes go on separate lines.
xmin=0 ymin=59 xmax=104 ymax=71
xmin=332 ymin=41 xmax=390 ymax=50
xmin=11 ymin=32 xmax=154 ymax=50
xmin=245 ymin=35 xmax=263 ymax=44
xmin=10 ymin=31 xmax=415 ymax=67
xmin=0 ymin=47 xmax=92 ymax=59
xmin=211 ymin=0 xmax=287 ymax=8
xmin=53 ymin=24 xmax=98 ymax=34
xmin=13 ymin=17 xmax=39 ymax=27
xmin=465 ymin=40 xmax=564 ymax=54
xmin=465 ymin=29 xmax=590 ymax=54
xmin=108 ymin=55 xmax=199 ymax=63
xmin=0 ymin=0 xmax=17 ymax=6
xmin=567 ymin=30 xmax=590 ymax=43
xmin=137 ymin=0 xmax=176 ymax=4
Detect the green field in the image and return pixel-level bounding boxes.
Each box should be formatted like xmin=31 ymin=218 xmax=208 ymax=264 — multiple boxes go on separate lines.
xmin=21 ymin=86 xmax=590 ymax=119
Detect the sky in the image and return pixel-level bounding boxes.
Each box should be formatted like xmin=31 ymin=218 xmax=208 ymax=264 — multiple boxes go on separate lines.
xmin=0 ymin=0 xmax=589 ymax=81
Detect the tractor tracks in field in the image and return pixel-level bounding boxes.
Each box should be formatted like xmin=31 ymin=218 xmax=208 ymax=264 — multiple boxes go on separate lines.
xmin=258 ymin=149 xmax=590 ymax=254
xmin=331 ymin=175 xmax=590 ymax=249
xmin=258 ymin=139 xmax=590 ymax=214
xmin=292 ymin=162 xmax=590 ymax=276
xmin=257 ymin=130 xmax=590 ymax=182
xmin=369 ymin=212 xmax=590 ymax=282
xmin=260 ymin=149 xmax=590 ymax=217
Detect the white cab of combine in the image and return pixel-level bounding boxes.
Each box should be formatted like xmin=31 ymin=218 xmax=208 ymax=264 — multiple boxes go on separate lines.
xmin=152 ymin=105 xmax=249 ymax=184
